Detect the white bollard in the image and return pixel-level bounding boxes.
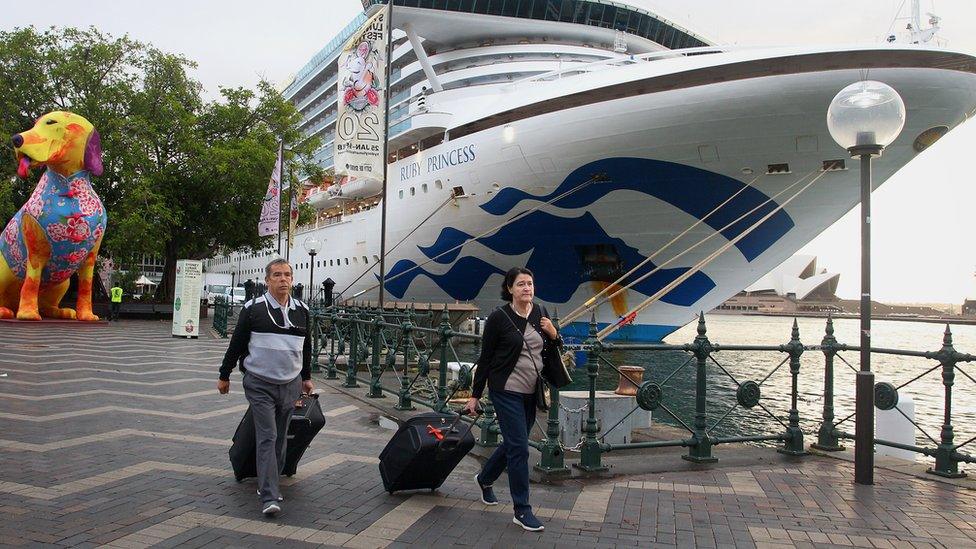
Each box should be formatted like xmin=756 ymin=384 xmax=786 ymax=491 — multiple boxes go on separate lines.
xmin=875 ymin=395 xmax=916 ymax=461
xmin=558 ymin=391 xmax=652 ymax=447
xmin=446 ymin=361 xmax=474 ymax=383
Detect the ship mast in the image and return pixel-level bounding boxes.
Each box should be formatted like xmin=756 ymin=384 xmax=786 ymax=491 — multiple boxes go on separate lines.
xmin=888 ymin=0 xmax=941 ymax=44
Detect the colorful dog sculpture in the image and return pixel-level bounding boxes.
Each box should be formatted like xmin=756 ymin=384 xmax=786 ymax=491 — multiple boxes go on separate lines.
xmin=1 ymin=111 xmax=106 ymax=321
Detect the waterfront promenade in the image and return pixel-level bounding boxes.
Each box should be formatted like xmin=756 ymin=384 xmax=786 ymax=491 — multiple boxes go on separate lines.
xmin=2 ymin=320 xmax=976 ymax=548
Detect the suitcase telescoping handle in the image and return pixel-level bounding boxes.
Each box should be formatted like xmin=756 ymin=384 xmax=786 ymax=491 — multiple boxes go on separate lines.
xmin=435 ymin=409 xmax=482 ymax=457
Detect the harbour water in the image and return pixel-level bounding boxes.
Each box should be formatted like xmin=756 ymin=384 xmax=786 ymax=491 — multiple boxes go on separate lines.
xmin=560 ymin=315 xmax=976 ymax=455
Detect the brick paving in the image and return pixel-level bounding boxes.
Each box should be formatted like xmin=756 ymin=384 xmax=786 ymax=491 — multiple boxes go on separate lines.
xmin=1 ymin=319 xmax=976 ymax=548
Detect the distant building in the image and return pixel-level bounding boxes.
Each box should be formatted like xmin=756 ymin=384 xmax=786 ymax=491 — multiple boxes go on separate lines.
xmin=963 ymin=300 xmax=976 ymax=316
xmin=717 ymin=255 xmax=841 ymax=313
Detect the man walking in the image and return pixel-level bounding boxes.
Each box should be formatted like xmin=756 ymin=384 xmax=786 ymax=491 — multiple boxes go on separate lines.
xmin=109 ymin=285 xmax=123 ymax=321
xmin=218 ymin=258 xmax=313 ymax=516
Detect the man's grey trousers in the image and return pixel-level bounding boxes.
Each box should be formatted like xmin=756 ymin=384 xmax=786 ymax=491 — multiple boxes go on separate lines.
xmin=242 ymin=373 xmax=302 ymax=504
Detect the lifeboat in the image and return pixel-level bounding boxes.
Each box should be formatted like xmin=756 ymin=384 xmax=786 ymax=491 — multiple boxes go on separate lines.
xmin=306 ymin=176 xmax=382 ymax=210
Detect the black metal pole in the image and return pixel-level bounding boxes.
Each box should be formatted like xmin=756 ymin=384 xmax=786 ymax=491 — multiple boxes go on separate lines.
xmin=308 ymin=250 xmax=316 ymax=303
xmin=851 ymin=145 xmax=881 ymax=485
xmin=377 ymin=1 xmax=393 ymax=309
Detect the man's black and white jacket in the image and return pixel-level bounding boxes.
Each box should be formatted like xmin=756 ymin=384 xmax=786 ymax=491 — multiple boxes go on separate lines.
xmin=219 ymin=292 xmax=312 ymax=383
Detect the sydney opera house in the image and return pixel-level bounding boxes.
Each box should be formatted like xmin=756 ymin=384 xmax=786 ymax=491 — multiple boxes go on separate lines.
xmin=716 ymin=255 xmax=840 ymax=313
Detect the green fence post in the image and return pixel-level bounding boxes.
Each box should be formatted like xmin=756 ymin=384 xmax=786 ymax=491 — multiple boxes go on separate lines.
xmin=213 ymin=296 xmax=228 ymax=338
xmin=536 ymin=309 xmax=569 ymax=476
xmin=395 ymin=319 xmax=415 ymax=410
xmin=683 ymin=313 xmax=717 ymax=463
xmin=813 ymin=317 xmax=844 ymax=451
xmin=310 ymin=307 xmax=322 ymax=374
xmin=576 ymin=313 xmax=608 ymax=472
xmin=343 ymin=310 xmax=360 ymax=388
xmin=779 ymin=319 xmax=807 ymax=456
xmin=472 ymin=323 xmax=499 ymax=448
xmin=477 ymin=395 xmax=500 ymax=447
xmin=368 ymin=315 xmax=385 ymax=398
xmin=326 ymin=312 xmax=339 ymax=380
xmin=536 ymin=385 xmax=570 ymax=476
xmin=929 ymin=325 xmax=965 ymax=478
xmin=436 ymin=305 xmax=451 ymax=412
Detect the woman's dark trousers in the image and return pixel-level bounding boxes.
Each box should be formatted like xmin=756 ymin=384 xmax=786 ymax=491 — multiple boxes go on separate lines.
xmin=479 ymin=389 xmax=536 ymax=514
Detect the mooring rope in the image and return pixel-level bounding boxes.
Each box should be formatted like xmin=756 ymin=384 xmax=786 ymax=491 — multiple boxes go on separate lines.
xmin=563 ymin=169 xmax=815 ymax=325
xmin=596 ymin=167 xmax=830 ymax=340
xmin=561 ymin=174 xmax=761 ymax=323
xmin=338 ymin=193 xmax=456 ymax=298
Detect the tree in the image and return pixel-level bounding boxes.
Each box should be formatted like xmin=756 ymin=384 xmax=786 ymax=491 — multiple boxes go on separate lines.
xmin=152 ymin=81 xmax=321 ymax=299
xmin=0 ymin=27 xmax=321 ymax=301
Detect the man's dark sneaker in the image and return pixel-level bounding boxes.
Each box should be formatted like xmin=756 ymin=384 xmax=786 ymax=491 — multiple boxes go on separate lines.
xmin=474 ymin=473 xmax=498 ymax=505
xmin=262 ymin=501 xmax=281 ymax=517
xmin=513 ymin=510 xmax=544 ymax=531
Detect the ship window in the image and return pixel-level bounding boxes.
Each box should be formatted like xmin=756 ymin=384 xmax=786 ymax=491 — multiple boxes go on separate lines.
xmin=399 ymin=190 xmax=404 ymax=199
xmin=362 ymin=256 xmax=368 ymax=264
xmin=822 ymin=159 xmax=846 ymax=171
xmin=373 ymin=255 xmax=380 ymax=262
xmin=435 ymin=179 xmax=443 ymax=189
xmin=353 ymin=257 xmax=358 ymax=264
xmin=344 ymin=258 xmax=349 ymax=265
xmin=410 ymin=187 xmax=415 ymax=196
xmin=422 ymin=183 xmax=428 ymax=193
xmin=766 ymin=163 xmax=791 ymax=175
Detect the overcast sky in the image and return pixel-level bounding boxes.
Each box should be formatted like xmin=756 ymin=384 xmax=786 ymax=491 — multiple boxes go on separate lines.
xmin=5 ymin=0 xmax=975 ymax=303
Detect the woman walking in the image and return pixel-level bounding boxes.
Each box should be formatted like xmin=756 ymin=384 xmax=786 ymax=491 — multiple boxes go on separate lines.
xmin=463 ymin=267 xmax=563 ymax=532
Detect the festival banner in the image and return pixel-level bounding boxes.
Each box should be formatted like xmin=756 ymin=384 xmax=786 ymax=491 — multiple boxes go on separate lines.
xmin=335 ymin=5 xmax=388 ymax=188
xmin=258 ymin=142 xmax=283 ymax=236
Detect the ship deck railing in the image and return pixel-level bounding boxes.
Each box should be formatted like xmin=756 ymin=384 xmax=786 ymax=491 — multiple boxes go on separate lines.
xmin=510 ymin=45 xmax=752 ymax=87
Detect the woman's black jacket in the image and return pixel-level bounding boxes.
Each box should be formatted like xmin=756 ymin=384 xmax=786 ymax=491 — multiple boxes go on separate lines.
xmin=471 ymin=303 xmax=567 ymax=399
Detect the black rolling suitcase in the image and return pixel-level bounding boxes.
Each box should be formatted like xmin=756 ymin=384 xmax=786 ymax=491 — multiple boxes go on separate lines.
xmin=230 ymin=393 xmax=326 ymax=481
xmin=378 ymin=411 xmax=476 ymax=494
xmin=281 ymin=393 xmax=326 ymax=476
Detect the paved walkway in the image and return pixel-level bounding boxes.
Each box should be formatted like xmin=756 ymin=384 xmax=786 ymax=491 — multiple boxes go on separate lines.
xmin=1 ymin=319 xmax=975 ymax=548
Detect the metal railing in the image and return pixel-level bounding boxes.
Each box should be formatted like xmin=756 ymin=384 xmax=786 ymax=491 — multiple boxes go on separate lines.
xmin=213 ymin=296 xmax=231 ymax=338
xmin=309 ymin=305 xmax=976 ymax=479
xmin=813 ymin=319 xmax=976 ymax=477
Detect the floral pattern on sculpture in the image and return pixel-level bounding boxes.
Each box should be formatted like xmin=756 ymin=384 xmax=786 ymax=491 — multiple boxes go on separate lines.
xmin=1 ymin=170 xmax=106 ymax=283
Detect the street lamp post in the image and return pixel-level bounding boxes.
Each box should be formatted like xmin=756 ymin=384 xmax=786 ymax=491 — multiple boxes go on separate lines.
xmin=303 ymin=237 xmax=323 ymax=304
xmin=827 ymin=80 xmax=906 ymax=486
xmin=229 ymin=263 xmax=238 ymax=291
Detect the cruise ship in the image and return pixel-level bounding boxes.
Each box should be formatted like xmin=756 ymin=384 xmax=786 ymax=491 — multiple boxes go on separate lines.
xmin=205 ymin=0 xmax=976 ymax=341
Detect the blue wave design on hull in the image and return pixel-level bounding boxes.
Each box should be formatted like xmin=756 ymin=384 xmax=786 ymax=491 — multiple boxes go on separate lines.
xmin=386 ymin=211 xmax=715 ymax=306
xmin=385 ymin=255 xmax=505 ymax=301
xmin=481 ymin=157 xmax=794 ymax=262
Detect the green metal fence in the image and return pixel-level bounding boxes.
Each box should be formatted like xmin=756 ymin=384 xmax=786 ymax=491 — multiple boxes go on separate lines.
xmin=213 ymin=296 xmax=230 ymax=338
xmin=310 ymin=305 xmax=976 ymax=479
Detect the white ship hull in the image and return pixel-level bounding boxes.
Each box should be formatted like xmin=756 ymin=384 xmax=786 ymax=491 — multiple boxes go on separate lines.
xmin=208 ymin=7 xmax=976 ymax=341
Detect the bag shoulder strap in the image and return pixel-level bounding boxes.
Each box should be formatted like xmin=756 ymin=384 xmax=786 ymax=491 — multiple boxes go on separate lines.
xmin=501 ymin=305 xmax=542 ymax=377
